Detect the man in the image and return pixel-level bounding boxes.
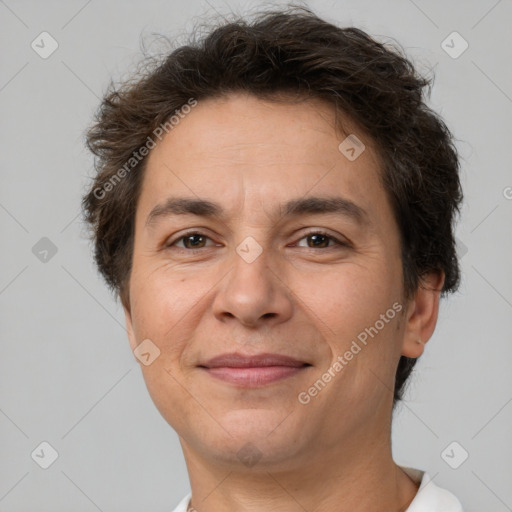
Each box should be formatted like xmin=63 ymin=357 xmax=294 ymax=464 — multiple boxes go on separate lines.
xmin=82 ymin=6 xmax=464 ymax=511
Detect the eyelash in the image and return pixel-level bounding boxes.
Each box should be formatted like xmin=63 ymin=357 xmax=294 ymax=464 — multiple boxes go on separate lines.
xmin=166 ymin=230 xmax=350 ymax=252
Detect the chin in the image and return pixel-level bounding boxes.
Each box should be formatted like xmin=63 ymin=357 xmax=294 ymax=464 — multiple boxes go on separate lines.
xmin=196 ymin=409 xmax=313 ymax=469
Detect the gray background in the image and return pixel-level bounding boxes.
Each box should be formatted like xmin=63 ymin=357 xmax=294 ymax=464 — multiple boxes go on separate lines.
xmin=1 ymin=0 xmax=511 ymax=510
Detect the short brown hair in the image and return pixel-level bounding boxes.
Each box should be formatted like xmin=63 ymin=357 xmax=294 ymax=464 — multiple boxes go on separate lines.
xmin=82 ymin=6 xmax=463 ymax=403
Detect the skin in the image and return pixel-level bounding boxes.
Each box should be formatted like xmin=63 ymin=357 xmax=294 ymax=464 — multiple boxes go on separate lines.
xmin=123 ymin=92 xmax=444 ymax=512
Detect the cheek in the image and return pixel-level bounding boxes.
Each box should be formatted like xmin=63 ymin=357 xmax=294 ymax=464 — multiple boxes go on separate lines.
xmin=129 ymin=263 xmax=223 ymax=362
xmin=130 ymin=270 xmax=182 ymax=341
xmin=291 ymin=261 xmax=400 ymax=342
xmin=128 ymin=270 xmax=201 ymax=422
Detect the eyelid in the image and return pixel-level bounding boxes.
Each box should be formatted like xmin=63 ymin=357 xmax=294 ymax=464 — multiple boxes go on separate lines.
xmin=165 ymin=228 xmax=219 ymax=249
xmin=292 ymin=229 xmax=350 ymax=248
xmin=165 ymin=228 xmax=351 ymax=250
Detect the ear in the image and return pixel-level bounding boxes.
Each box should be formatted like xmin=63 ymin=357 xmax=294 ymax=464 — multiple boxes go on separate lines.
xmin=123 ymin=303 xmax=139 ymax=353
xmin=401 ymin=271 xmax=445 ymax=358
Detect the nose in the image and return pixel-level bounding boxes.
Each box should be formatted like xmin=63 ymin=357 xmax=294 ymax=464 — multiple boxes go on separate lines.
xmin=211 ymin=246 xmax=293 ymax=328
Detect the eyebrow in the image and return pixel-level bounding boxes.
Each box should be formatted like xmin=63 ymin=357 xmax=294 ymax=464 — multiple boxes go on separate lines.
xmin=145 ymin=195 xmax=369 ymax=228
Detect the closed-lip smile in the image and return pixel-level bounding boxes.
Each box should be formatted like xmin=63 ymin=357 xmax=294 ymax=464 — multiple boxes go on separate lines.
xmin=198 ymin=352 xmax=311 ymax=387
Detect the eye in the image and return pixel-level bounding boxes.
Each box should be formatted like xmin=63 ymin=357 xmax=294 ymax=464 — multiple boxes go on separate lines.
xmin=169 ymin=232 xmax=216 ymax=250
xmin=294 ymin=231 xmax=348 ymax=249
xmin=166 ymin=230 xmax=349 ymax=252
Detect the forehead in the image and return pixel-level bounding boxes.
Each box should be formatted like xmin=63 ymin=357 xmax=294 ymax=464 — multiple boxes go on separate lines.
xmin=137 ymin=92 xmax=390 ymax=228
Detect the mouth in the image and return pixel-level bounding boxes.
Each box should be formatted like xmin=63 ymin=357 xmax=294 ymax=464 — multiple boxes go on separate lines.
xmin=198 ymin=353 xmax=312 ymax=387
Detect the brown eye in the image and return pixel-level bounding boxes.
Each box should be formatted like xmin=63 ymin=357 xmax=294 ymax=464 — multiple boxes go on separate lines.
xmin=184 ymin=234 xmax=206 ymax=248
xmin=170 ymin=232 xmax=215 ymax=250
xmin=295 ymin=231 xmax=347 ymax=249
xmin=306 ymin=233 xmax=331 ymax=248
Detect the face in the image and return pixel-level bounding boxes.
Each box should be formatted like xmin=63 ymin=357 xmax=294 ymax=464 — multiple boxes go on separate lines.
xmin=124 ymin=92 xmax=428 ymax=471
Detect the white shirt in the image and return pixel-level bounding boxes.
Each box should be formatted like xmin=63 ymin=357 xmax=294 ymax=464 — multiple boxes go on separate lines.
xmin=169 ymin=467 xmax=463 ymax=512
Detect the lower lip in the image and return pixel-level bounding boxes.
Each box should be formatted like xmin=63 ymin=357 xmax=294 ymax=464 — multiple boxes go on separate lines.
xmin=202 ymin=366 xmax=306 ymax=387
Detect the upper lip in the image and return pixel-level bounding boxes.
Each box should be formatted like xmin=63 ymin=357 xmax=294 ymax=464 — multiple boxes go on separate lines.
xmin=200 ymin=353 xmax=309 ymax=368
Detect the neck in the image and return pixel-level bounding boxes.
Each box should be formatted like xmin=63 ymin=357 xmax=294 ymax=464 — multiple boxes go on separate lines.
xmin=180 ymin=432 xmax=419 ymax=512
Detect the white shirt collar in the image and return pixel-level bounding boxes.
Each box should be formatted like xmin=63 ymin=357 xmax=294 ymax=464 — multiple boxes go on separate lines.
xmin=401 ymin=466 xmax=464 ymax=511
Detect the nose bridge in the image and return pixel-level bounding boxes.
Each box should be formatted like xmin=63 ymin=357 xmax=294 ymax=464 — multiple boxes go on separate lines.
xmin=212 ymin=238 xmax=292 ymax=326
